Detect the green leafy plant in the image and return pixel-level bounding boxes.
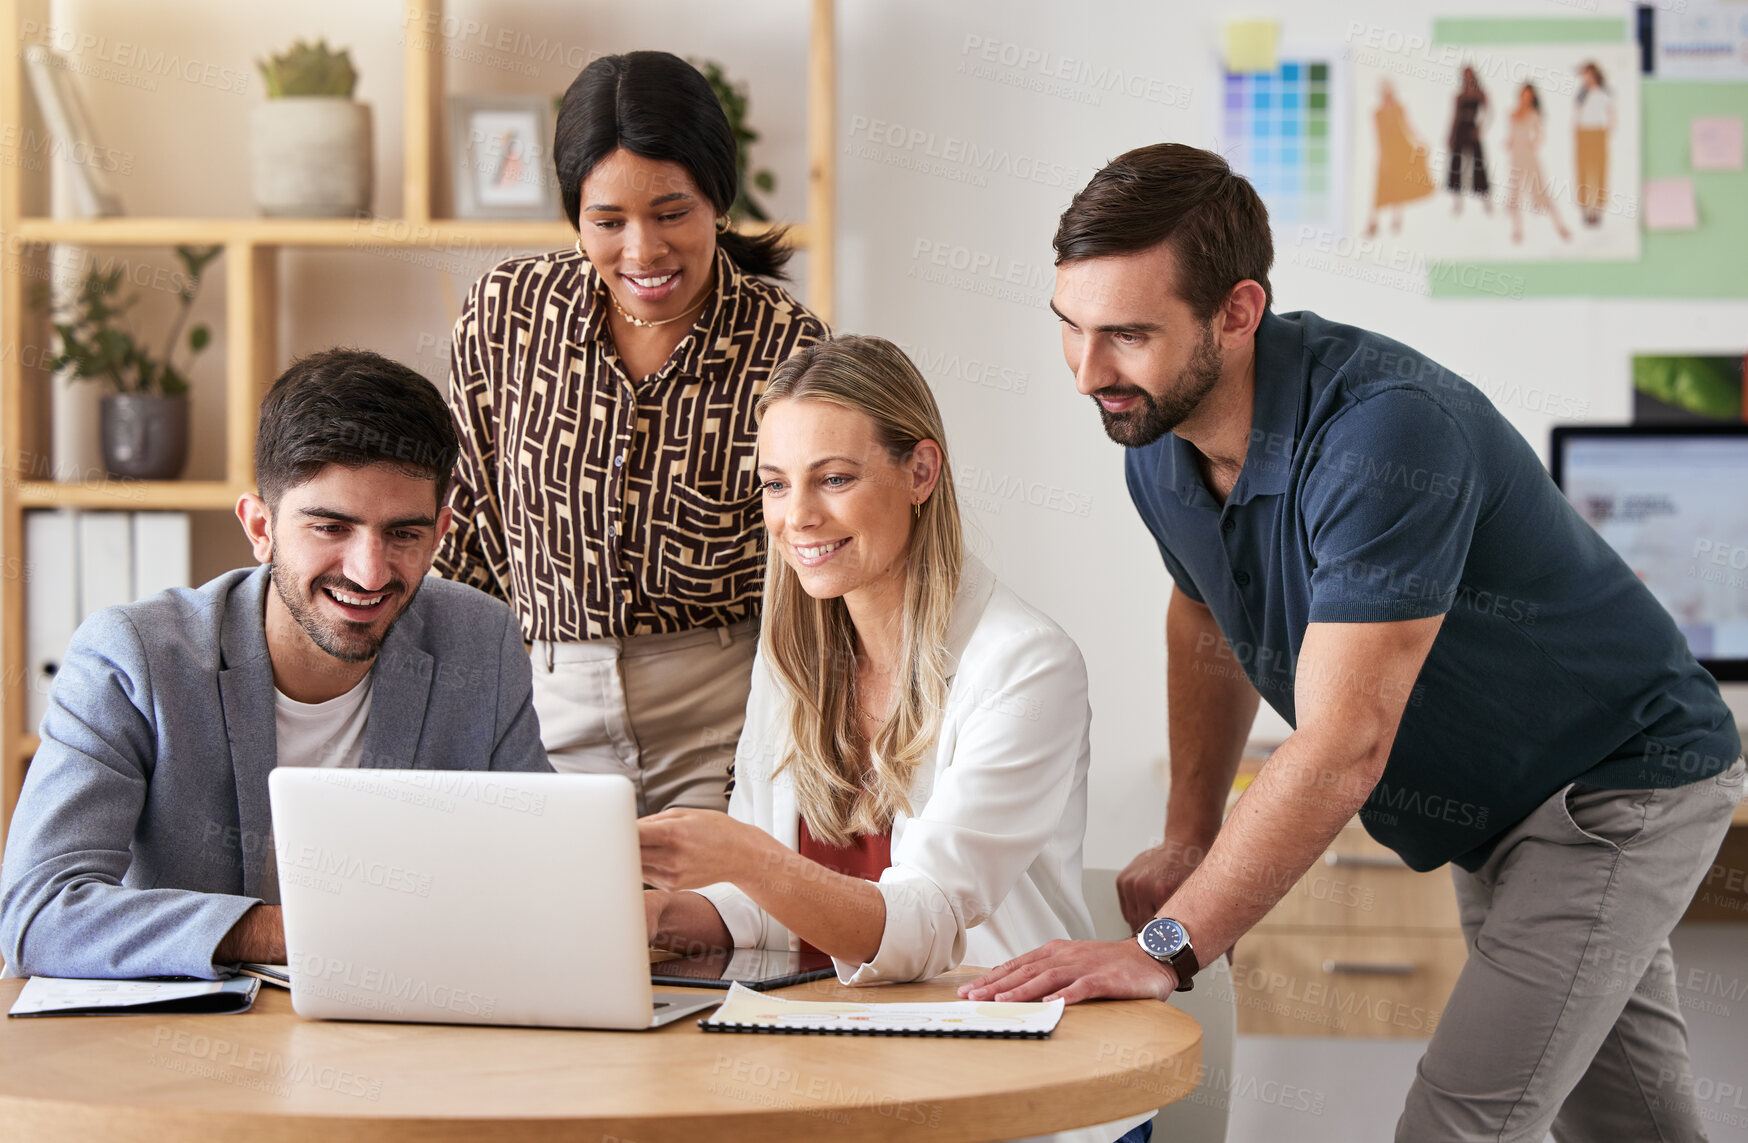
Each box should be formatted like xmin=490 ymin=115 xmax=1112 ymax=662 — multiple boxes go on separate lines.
xmin=258 ymin=39 xmax=358 ymax=98
xmin=1633 ymin=355 xmax=1744 ymax=422
xmin=690 ymin=58 xmax=777 ymax=221
xmin=33 ymin=246 xmax=223 ymax=396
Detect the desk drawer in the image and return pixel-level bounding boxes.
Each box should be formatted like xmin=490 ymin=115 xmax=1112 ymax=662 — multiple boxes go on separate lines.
xmin=1258 ymin=837 xmax=1460 ymax=931
xmin=1229 ymin=931 xmax=1468 ymax=1039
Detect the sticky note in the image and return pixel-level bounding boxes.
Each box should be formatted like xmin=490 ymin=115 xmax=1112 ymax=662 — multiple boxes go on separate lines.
xmin=1224 ymin=20 xmax=1280 ymax=73
xmin=1643 ymin=177 xmax=1698 ymax=230
xmin=1691 ymin=116 xmax=1744 ymax=171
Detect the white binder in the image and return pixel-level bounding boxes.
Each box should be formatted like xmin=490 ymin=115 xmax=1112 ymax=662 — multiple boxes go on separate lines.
xmin=23 ymin=511 xmax=78 ymax=733
xmin=131 ymin=512 xmax=191 ymax=601
xmin=76 ymin=511 xmax=133 ymax=619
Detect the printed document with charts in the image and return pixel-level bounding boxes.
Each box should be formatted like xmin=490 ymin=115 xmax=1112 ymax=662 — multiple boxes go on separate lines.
xmin=700 ymin=982 xmax=1064 ymax=1038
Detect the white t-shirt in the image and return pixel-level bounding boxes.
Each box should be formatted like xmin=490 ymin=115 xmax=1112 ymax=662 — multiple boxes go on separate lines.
xmin=261 ymin=672 xmax=374 ymax=904
xmin=274 ymin=672 xmax=374 ymax=770
xmin=1576 ymin=87 xmax=1613 ymax=130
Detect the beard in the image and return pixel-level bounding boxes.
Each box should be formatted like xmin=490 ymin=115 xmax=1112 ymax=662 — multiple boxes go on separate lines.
xmin=270 ymin=557 xmax=417 ymax=664
xmin=1094 ymin=324 xmax=1225 ymax=448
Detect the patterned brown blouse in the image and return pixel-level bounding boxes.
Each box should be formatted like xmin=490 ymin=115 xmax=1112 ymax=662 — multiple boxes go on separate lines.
xmin=436 ymin=246 xmax=829 ymax=641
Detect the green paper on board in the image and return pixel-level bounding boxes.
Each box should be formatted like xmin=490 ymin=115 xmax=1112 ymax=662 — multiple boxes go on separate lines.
xmin=1425 ymin=16 xmax=1748 ymax=297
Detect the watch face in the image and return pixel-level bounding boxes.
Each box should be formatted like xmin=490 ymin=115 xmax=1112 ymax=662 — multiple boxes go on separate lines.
xmin=1140 ymin=918 xmax=1188 ymax=959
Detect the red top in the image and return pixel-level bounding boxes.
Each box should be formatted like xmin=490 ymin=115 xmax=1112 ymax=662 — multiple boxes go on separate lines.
xmin=796 ymin=818 xmax=893 ymax=956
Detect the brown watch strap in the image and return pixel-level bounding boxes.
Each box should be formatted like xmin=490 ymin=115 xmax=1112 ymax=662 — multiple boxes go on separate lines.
xmin=1171 ymin=943 xmax=1201 ymax=991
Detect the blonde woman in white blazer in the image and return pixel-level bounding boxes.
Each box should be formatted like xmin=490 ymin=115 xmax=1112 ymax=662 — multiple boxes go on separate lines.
xmin=638 ymin=336 xmax=1152 ymax=1143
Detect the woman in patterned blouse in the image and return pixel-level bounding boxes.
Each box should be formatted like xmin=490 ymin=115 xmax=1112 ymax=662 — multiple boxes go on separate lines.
xmin=436 ymin=51 xmax=828 ymax=814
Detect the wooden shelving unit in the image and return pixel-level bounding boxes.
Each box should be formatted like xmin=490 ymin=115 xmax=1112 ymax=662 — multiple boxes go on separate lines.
xmin=0 ymin=0 xmax=837 ymax=830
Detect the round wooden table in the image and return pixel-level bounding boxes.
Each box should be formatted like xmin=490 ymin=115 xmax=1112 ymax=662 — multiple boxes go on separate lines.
xmin=0 ymin=968 xmax=1200 ymax=1142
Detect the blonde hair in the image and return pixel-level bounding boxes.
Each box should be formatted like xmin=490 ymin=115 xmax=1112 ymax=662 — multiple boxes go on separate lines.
xmin=755 ymin=335 xmax=964 ymax=846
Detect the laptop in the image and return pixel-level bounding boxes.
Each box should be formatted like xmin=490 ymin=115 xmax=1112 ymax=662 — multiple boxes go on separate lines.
xmin=267 ymin=769 xmax=722 ymax=1030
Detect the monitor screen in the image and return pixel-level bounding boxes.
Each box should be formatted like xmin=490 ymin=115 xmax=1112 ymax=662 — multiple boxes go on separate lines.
xmin=1551 ymin=426 xmax=1748 ymax=680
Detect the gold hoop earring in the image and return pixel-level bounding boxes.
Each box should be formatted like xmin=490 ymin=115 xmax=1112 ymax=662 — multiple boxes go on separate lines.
xmin=574 ymin=236 xmax=584 ymax=259
xmin=715 ymin=215 xmax=731 ymax=234
xmin=913 ymin=501 xmax=922 ymax=520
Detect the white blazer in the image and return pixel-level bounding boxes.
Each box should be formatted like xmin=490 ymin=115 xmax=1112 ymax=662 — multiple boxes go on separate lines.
xmin=697 ymin=555 xmax=1097 ymax=981
xmin=698 ymin=557 xmax=1149 ymax=1143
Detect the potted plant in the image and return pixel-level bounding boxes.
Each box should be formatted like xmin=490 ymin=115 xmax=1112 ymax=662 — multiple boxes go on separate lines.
xmin=35 ymin=246 xmax=222 ymax=480
xmin=251 ymin=39 xmax=371 ymax=217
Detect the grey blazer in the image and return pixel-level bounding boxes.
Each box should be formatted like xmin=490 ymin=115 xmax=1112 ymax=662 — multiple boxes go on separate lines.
xmin=0 ymin=565 xmax=551 ymax=979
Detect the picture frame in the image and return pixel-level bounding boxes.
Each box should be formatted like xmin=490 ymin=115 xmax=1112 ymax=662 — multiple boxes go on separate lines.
xmin=22 ymin=45 xmax=125 ymax=218
xmin=449 ymin=95 xmax=560 ymax=220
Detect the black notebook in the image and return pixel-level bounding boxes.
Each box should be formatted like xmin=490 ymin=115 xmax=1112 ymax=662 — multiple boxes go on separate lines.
xmin=8 ymin=976 xmax=260 ymax=1017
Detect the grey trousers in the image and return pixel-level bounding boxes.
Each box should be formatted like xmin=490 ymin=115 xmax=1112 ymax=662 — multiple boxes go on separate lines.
xmin=1397 ymin=757 xmax=1746 ymax=1142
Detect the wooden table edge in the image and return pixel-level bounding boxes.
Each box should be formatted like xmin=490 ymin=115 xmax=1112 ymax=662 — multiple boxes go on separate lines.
xmin=0 ymin=971 xmax=1201 ymax=1142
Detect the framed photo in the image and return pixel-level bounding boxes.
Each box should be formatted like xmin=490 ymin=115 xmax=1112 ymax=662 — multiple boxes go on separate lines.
xmin=449 ymin=95 xmax=560 ymax=220
xmin=22 ymin=45 xmax=125 ymax=217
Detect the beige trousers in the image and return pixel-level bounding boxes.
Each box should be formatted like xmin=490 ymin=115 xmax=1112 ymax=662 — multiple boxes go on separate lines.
xmin=1575 ymin=128 xmax=1608 ymax=210
xmin=529 ymin=621 xmax=757 ymax=816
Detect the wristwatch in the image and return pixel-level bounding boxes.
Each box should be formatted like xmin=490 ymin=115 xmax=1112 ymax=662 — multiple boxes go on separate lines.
xmin=1136 ymin=917 xmax=1200 ymax=992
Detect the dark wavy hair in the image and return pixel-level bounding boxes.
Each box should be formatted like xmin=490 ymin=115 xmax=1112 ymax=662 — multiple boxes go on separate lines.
xmin=255 ymin=348 xmax=458 ymax=510
xmin=556 ymin=51 xmax=791 ymax=279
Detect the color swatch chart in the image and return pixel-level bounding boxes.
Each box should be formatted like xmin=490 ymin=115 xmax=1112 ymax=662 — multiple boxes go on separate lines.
xmin=1222 ymin=59 xmax=1333 ymax=224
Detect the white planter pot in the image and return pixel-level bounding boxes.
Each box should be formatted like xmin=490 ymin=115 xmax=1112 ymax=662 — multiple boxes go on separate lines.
xmin=250 ymin=97 xmax=373 ymax=218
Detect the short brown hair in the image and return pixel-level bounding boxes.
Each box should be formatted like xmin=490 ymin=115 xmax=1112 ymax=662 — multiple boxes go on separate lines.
xmin=255 ymin=348 xmax=458 ymax=510
xmin=1054 ymin=143 xmax=1274 ymax=320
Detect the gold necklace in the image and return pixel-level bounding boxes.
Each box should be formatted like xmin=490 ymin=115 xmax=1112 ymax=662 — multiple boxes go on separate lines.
xmin=608 ymin=289 xmax=707 ymax=329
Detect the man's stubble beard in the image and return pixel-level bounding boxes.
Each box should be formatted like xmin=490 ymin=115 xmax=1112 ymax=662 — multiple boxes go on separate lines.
xmin=1096 ymin=324 xmax=1225 ymax=449
xmin=269 ymin=554 xmax=419 ymax=665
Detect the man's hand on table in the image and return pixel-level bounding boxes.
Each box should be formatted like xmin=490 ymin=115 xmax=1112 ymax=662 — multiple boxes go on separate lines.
xmin=958 ymin=939 xmax=1178 ymax=1004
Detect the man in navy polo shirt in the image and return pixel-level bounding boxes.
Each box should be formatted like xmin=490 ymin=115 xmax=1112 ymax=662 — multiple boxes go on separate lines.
xmin=964 ymin=144 xmax=1743 ymax=1140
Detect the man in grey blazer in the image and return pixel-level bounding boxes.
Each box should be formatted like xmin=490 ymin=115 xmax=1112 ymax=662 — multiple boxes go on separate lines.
xmin=0 ymin=348 xmax=551 ymax=981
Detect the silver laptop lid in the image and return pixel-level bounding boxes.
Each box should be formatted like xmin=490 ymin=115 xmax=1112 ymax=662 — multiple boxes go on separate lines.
xmin=268 ymin=769 xmax=653 ymax=1030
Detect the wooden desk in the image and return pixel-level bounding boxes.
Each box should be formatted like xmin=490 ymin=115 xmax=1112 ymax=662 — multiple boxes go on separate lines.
xmin=0 ymin=968 xmax=1200 ymax=1142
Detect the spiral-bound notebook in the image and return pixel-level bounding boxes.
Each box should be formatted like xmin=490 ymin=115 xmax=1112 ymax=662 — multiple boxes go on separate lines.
xmin=699 ymin=982 xmax=1065 ymax=1038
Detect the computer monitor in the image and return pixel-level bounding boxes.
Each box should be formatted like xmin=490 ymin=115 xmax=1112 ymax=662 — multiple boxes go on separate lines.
xmin=1550 ymin=424 xmax=1748 ymax=682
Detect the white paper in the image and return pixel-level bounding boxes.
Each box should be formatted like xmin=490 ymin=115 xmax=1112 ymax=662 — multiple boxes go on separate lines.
xmin=704 ymin=981 xmax=1066 ymax=1035
xmin=1654 ymin=1 xmax=1748 ymax=81
xmin=10 ymin=976 xmax=238 ymax=1015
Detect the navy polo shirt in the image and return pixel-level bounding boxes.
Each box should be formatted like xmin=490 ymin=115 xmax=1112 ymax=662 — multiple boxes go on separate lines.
xmin=1127 ymin=309 xmax=1739 ymax=871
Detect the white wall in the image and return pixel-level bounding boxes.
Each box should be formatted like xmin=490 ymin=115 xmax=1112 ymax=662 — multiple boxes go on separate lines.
xmin=43 ymin=0 xmax=1748 ymax=867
